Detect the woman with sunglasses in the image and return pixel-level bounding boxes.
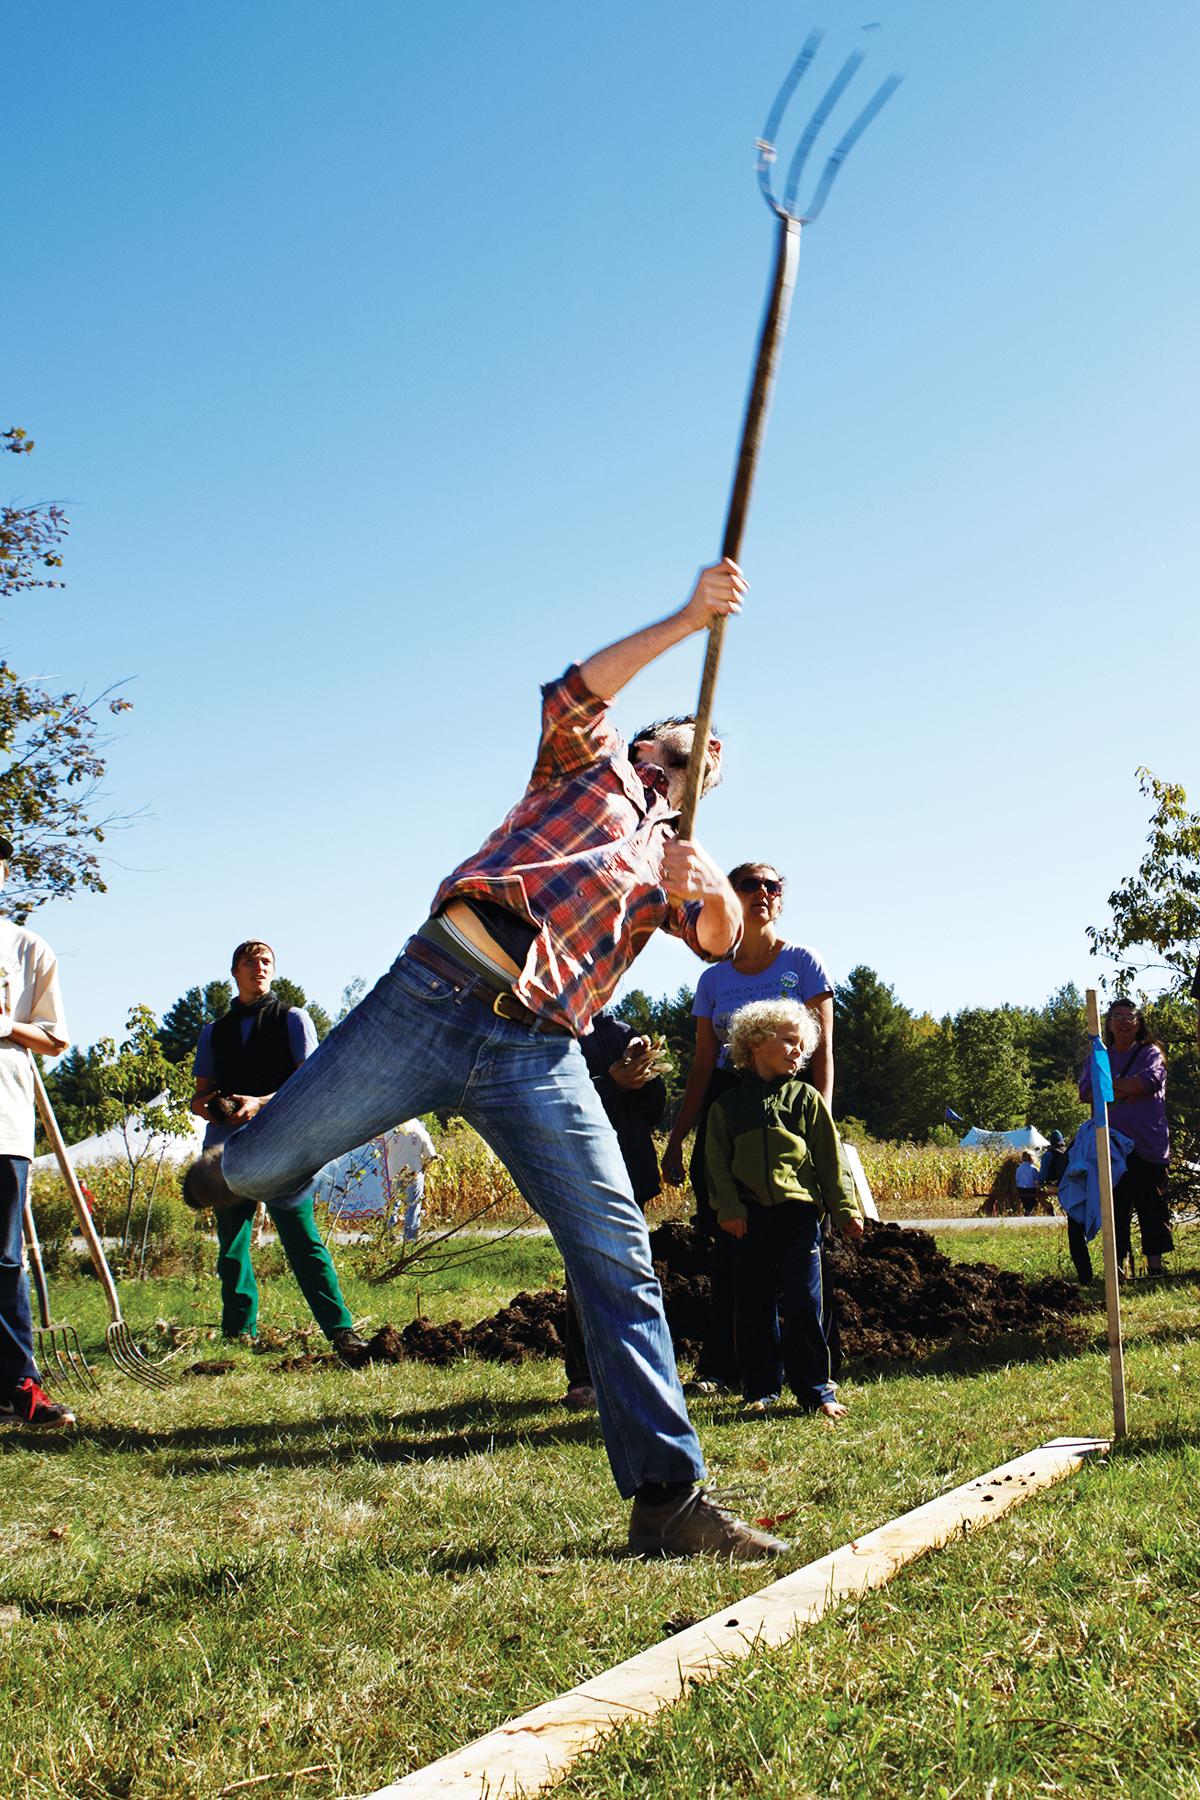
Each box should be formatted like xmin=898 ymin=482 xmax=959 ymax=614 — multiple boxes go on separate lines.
xmin=662 ymin=862 xmax=834 ymax=1391
xmin=1077 ymin=998 xmax=1171 ymax=1280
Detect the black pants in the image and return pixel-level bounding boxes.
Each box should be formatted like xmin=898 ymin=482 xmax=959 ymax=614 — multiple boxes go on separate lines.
xmin=1068 ymin=1151 xmax=1172 ymax=1278
xmin=689 ymin=1066 xmax=742 ymax=1386
xmin=732 ymin=1201 xmax=837 ymax=1407
xmin=0 ymin=1157 xmax=38 ymax=1394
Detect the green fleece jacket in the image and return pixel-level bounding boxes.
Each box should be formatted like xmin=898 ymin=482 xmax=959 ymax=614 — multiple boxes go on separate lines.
xmin=705 ymin=1073 xmax=862 ymax=1229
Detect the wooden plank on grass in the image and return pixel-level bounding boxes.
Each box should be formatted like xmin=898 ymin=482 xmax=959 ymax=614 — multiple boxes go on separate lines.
xmin=365 ymin=1435 xmax=1108 ymax=1800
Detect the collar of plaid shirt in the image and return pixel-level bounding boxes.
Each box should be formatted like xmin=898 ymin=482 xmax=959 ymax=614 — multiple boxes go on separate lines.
xmin=429 ymin=663 xmax=731 ymax=1034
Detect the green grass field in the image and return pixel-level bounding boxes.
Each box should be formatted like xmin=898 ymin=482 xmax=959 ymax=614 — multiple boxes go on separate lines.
xmin=2 ymin=1226 xmax=1197 ymax=1799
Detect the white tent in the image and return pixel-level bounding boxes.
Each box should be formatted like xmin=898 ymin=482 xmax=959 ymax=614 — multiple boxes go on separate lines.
xmin=31 ymin=1101 xmax=206 ymax=1172
xmin=958 ymin=1125 xmax=1049 ymax=1153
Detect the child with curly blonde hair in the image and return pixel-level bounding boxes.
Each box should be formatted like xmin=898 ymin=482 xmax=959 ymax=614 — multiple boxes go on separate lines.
xmin=706 ymin=997 xmax=863 ymax=1417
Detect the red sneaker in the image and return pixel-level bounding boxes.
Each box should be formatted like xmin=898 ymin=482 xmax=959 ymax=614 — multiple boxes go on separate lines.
xmin=0 ymin=1378 xmax=75 ymax=1429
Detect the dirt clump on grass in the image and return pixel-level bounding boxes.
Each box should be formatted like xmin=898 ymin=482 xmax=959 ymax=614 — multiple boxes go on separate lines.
xmin=814 ymin=1219 xmax=1083 ymax=1361
xmin=265 ymin=1218 xmax=1085 ymax=1378
xmin=370 ymin=1291 xmax=568 ymax=1367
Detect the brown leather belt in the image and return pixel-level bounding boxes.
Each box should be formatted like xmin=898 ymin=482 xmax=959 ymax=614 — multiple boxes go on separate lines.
xmin=403 ymin=934 xmax=573 ymax=1037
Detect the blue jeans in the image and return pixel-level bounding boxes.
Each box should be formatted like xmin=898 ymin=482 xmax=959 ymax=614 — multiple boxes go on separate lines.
xmin=224 ymin=949 xmax=706 ymax=1498
xmin=0 ymin=1157 xmax=39 ymax=1394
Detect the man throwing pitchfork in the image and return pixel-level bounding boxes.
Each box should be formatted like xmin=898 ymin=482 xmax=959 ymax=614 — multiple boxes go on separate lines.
xmin=186 ymin=559 xmax=790 ymax=1560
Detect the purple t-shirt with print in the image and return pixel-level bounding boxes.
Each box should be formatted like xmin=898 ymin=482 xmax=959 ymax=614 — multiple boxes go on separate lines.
xmin=693 ymin=942 xmax=833 ymax=1069
xmin=1079 ymin=1039 xmax=1169 ymax=1165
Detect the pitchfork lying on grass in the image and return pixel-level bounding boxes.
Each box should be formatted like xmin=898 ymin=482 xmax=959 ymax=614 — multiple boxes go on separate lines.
xmin=20 ymin=1193 xmax=98 ymax=1395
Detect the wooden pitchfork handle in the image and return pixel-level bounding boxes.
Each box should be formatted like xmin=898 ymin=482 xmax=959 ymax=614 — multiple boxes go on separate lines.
xmin=32 ymin=1062 xmax=126 ymax=1327
xmin=20 ymin=1196 xmax=52 ymax=1329
xmin=676 ymin=216 xmax=801 ymax=840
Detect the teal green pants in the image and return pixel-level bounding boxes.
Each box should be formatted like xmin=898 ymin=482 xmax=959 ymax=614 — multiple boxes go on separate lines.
xmin=215 ymin=1199 xmax=353 ymax=1340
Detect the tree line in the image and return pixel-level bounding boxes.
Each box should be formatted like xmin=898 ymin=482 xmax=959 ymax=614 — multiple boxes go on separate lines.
xmin=617 ymin=973 xmax=1199 ymax=1151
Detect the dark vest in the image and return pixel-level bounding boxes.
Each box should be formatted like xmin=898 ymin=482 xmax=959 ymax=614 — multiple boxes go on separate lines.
xmin=208 ymin=997 xmax=298 ymax=1097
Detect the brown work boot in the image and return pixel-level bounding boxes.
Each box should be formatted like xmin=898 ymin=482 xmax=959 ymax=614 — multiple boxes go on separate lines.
xmin=628 ymin=1486 xmax=791 ymax=1560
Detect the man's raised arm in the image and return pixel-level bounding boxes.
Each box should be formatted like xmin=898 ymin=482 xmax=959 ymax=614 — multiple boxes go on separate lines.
xmin=578 ymin=560 xmax=746 ymax=701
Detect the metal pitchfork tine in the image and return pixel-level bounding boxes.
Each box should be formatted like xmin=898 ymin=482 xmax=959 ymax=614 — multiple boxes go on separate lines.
xmin=21 ymin=1195 xmax=99 ymax=1394
xmin=677 ymin=31 xmax=901 ymax=837
xmin=32 ymin=1064 xmax=172 ymax=1390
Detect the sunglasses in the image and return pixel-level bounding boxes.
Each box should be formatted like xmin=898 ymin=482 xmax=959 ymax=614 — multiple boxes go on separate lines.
xmin=635 ymin=748 xmax=689 ymax=771
xmin=735 ymin=877 xmax=783 ymax=897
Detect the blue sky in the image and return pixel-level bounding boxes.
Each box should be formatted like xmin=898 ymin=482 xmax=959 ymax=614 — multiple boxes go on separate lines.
xmin=6 ymin=0 xmax=1198 ymax=1052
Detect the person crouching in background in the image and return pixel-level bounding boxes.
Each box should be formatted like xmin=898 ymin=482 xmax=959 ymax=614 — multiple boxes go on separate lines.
xmin=1015 ymin=1149 xmax=1041 ymax=1214
xmin=705 ymin=998 xmax=863 ymax=1418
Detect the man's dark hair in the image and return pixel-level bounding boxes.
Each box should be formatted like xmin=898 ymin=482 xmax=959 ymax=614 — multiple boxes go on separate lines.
xmin=231 ymin=939 xmax=274 ymax=975
xmin=629 ymin=715 xmax=723 ymax=795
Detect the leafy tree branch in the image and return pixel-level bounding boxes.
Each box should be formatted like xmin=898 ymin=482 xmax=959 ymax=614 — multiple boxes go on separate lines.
xmin=1087 ymin=767 xmax=1200 ymax=1000
xmin=0 ymin=428 xmax=136 ymax=919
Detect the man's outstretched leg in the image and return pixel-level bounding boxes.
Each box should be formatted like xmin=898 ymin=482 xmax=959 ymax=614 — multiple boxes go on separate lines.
xmin=193 ymin=952 xmax=472 ymax=1210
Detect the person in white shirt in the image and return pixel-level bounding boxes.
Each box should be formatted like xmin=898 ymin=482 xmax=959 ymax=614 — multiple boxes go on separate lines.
xmin=0 ymin=836 xmax=76 ymax=1428
xmin=1014 ymin=1150 xmax=1041 ymax=1214
xmin=384 ymin=1118 xmax=438 ymax=1240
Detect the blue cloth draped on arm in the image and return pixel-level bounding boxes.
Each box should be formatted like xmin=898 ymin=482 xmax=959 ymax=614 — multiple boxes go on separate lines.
xmin=1058 ymin=1119 xmax=1134 ymax=1242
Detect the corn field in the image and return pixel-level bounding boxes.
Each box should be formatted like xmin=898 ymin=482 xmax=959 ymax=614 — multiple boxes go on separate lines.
xmin=27 ymin=1129 xmax=1021 ymax=1263
xmin=417 ymin=1130 xmax=1016 ymax=1227
xmin=420 ymin=1135 xmax=538 ymax=1230
xmin=854 ymin=1142 xmax=1013 ymax=1216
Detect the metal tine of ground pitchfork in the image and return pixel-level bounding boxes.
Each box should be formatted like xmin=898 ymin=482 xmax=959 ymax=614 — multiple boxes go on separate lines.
xmin=22 ymin=1196 xmax=100 ymax=1394
xmin=107 ymin=1320 xmax=171 ymax=1389
xmin=36 ymin=1325 xmax=100 ymax=1395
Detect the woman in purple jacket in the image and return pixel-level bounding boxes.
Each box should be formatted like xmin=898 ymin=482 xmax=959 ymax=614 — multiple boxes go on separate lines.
xmin=1079 ymin=998 xmax=1171 ymax=1278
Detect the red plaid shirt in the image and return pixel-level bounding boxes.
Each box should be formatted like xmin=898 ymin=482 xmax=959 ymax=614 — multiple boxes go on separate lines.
xmin=431 ymin=663 xmax=734 ymax=1034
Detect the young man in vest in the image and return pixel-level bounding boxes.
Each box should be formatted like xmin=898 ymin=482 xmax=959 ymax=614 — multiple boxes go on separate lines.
xmin=0 ymin=836 xmax=76 ymax=1428
xmin=188 ymin=560 xmax=791 ymax=1559
xmin=191 ymin=940 xmax=366 ymax=1363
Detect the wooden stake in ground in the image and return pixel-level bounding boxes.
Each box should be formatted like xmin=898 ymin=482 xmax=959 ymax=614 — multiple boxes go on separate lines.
xmin=1085 ymin=987 xmax=1128 ymax=1438
xmin=364 ymin=1436 xmax=1107 ymax=1800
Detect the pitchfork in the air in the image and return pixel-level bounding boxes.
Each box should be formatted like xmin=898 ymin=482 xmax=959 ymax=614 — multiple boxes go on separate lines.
xmin=677 ymin=32 xmax=901 ymax=835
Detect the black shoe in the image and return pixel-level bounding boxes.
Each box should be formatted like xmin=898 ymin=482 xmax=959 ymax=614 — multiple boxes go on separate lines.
xmin=331 ymin=1328 xmax=370 ymax=1369
xmin=183 ymin=1146 xmax=241 ymax=1213
xmin=0 ymin=1378 xmax=75 ymax=1429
